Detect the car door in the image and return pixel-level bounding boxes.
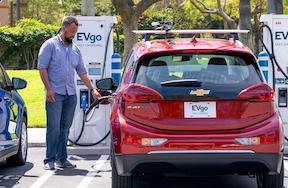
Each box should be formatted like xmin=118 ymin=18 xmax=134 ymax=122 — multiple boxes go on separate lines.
xmin=0 ymin=66 xmax=18 ymax=152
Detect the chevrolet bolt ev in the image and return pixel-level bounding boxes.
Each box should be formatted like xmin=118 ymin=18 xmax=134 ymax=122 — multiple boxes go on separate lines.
xmin=0 ymin=64 xmax=28 ymax=166
xmin=97 ymin=36 xmax=284 ymax=188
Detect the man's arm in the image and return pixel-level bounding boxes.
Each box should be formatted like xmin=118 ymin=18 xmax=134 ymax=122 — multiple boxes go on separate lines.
xmin=79 ymin=73 xmax=101 ymax=99
xmin=38 ymin=40 xmax=55 ymax=102
xmin=39 ymin=69 xmax=55 ymax=102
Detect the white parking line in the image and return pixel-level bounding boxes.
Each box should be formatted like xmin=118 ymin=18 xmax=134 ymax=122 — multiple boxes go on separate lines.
xmin=29 ymin=170 xmax=55 ymax=188
xmin=76 ymin=155 xmax=109 ymax=188
xmin=69 ymin=155 xmax=85 ymax=161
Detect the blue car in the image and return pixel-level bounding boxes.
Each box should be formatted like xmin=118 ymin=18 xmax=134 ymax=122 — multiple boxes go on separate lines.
xmin=0 ymin=64 xmax=28 ymax=166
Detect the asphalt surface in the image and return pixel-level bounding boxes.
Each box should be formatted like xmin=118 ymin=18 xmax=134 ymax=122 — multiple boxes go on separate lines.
xmin=0 ymin=148 xmax=287 ymax=188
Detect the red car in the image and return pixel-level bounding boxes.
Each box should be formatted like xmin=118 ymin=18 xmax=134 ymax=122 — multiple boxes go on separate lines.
xmin=97 ymin=31 xmax=284 ymax=188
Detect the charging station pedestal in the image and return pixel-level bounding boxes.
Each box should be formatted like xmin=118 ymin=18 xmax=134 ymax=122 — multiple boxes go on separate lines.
xmin=260 ymin=14 xmax=288 ymax=151
xmin=68 ymin=16 xmax=117 ymax=154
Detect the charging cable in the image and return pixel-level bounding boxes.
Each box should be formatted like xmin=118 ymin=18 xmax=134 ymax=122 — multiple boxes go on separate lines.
xmin=68 ymin=95 xmax=112 ymax=146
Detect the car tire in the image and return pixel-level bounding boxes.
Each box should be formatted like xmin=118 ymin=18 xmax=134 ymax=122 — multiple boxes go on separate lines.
xmin=6 ymin=117 xmax=28 ymax=166
xmin=257 ymin=160 xmax=284 ymax=188
xmin=111 ymin=143 xmax=133 ymax=188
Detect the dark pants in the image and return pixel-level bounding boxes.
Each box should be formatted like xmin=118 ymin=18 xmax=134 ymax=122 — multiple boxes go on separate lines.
xmin=44 ymin=94 xmax=77 ymax=164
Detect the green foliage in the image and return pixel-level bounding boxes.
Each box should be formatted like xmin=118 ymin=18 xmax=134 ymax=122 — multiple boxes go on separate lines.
xmin=22 ymin=0 xmax=81 ymax=25
xmin=22 ymin=0 xmax=116 ymax=24
xmin=95 ymin=0 xmax=116 ymax=16
xmin=139 ymin=9 xmax=173 ymax=30
xmin=138 ymin=0 xmax=240 ymax=31
xmin=0 ymin=19 xmax=58 ymax=69
xmin=175 ymin=0 xmax=238 ymax=29
xmin=284 ymin=0 xmax=288 ymax=14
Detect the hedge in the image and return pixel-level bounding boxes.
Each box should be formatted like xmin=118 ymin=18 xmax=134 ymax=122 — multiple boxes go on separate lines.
xmin=0 ymin=19 xmax=58 ymax=70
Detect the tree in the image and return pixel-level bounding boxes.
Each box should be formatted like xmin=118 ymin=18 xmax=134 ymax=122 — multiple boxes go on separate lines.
xmin=267 ymin=0 xmax=283 ymax=14
xmin=22 ymin=0 xmax=81 ymax=25
xmin=239 ymin=0 xmax=252 ymax=49
xmin=0 ymin=19 xmax=58 ymax=69
xmin=189 ymin=0 xmax=237 ymax=29
xmin=82 ymin=0 xmax=95 ymax=16
xmin=251 ymin=0 xmax=265 ymax=54
xmin=112 ymin=0 xmax=162 ymax=62
xmin=187 ymin=0 xmax=256 ymax=48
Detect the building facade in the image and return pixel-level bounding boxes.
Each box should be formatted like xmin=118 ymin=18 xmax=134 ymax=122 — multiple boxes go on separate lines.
xmin=0 ymin=0 xmax=9 ymax=26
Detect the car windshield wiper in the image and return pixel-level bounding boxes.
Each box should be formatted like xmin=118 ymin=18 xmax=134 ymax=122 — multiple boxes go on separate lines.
xmin=160 ymin=79 xmax=202 ymax=87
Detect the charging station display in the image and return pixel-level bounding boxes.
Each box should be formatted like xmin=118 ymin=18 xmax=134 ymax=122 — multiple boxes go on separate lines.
xmin=69 ymin=16 xmax=117 ymax=146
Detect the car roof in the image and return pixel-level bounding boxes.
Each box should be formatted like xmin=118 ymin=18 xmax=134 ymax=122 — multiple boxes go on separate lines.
xmin=134 ymin=38 xmax=254 ymax=59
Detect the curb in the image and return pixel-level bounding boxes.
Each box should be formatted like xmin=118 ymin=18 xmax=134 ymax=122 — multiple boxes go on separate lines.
xmin=28 ymin=143 xmax=110 ymax=155
xmin=28 ymin=143 xmax=46 ymax=147
xmin=67 ymin=146 xmax=110 ymax=155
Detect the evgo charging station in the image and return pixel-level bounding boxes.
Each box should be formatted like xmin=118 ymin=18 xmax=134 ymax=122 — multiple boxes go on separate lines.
xmin=68 ymin=16 xmax=119 ymax=148
xmin=259 ymin=14 xmax=288 ymax=147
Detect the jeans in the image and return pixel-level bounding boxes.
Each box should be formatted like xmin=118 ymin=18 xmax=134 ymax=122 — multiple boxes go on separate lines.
xmin=44 ymin=94 xmax=77 ymax=164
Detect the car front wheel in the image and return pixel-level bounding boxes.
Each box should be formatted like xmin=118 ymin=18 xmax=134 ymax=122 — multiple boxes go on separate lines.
xmin=6 ymin=117 xmax=28 ymax=166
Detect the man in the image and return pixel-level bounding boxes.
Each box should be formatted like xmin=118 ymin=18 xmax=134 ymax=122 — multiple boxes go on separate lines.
xmin=38 ymin=16 xmax=100 ymax=170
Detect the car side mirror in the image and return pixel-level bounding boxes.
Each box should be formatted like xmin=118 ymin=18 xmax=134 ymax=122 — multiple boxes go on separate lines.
xmin=12 ymin=77 xmax=27 ymax=90
xmin=96 ymin=78 xmax=117 ymax=90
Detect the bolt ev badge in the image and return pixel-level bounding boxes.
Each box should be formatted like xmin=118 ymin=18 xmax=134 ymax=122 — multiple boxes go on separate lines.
xmin=190 ymin=89 xmax=210 ymax=96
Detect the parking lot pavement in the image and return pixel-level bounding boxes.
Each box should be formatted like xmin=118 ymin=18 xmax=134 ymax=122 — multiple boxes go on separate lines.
xmin=0 ymin=148 xmax=288 ymax=188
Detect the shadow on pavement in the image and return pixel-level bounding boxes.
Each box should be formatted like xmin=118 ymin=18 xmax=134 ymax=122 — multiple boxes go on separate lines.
xmin=0 ymin=162 xmax=34 ymax=188
xmin=53 ymin=168 xmax=89 ymax=177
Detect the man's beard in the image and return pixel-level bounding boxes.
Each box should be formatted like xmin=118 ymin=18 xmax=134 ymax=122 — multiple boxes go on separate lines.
xmin=65 ymin=37 xmax=73 ymax=44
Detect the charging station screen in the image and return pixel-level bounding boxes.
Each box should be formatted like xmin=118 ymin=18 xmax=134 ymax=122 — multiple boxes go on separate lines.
xmin=77 ymin=80 xmax=93 ymax=85
xmin=89 ymin=68 xmax=101 ymax=75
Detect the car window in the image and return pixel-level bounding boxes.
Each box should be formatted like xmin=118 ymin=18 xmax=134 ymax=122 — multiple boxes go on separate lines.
xmin=134 ymin=53 xmax=262 ymax=99
xmin=135 ymin=54 xmax=261 ymax=85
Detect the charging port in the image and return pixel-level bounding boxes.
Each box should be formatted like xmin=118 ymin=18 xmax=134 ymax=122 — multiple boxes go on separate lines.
xmin=80 ymin=90 xmax=89 ymax=110
xmin=278 ymin=88 xmax=287 ymax=107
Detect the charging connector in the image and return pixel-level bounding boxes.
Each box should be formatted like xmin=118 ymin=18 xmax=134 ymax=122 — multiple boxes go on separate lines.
xmin=80 ymin=90 xmax=89 ymax=111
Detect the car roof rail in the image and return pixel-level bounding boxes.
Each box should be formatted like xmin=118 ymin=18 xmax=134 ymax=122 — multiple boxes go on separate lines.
xmin=132 ymin=29 xmax=249 ymax=43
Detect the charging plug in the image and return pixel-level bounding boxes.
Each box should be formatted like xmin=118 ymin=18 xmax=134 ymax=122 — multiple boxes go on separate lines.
xmin=80 ymin=91 xmax=88 ymax=111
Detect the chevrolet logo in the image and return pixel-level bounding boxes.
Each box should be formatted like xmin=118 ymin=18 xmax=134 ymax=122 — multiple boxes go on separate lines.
xmin=190 ymin=89 xmax=210 ymax=96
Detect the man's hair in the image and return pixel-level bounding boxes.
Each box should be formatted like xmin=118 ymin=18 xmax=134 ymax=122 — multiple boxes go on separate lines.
xmin=62 ymin=16 xmax=78 ymax=26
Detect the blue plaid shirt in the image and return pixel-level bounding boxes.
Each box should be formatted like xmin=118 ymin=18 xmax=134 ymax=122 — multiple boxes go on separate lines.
xmin=38 ymin=35 xmax=87 ymax=95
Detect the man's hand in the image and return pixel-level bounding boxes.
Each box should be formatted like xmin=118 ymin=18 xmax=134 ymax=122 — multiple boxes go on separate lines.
xmin=47 ymin=89 xmax=55 ymax=103
xmin=91 ymin=89 xmax=101 ymax=100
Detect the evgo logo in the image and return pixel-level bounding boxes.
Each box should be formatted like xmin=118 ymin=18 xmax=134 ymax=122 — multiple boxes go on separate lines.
xmin=77 ymin=32 xmax=102 ymax=44
xmin=192 ymin=105 xmax=208 ymax=112
xmin=275 ymin=31 xmax=288 ymax=40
